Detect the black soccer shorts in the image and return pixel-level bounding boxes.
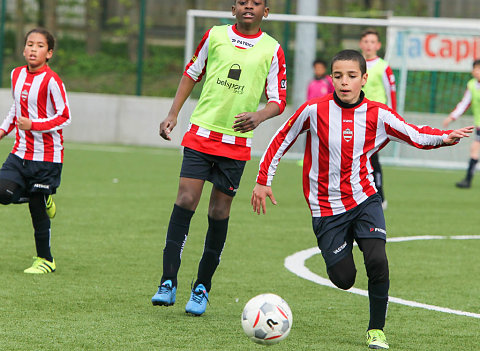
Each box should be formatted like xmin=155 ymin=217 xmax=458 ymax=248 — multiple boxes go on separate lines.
xmin=312 ymin=193 xmax=386 ymax=268
xmin=0 ymin=153 xmax=62 ymax=195
xmin=180 ymin=147 xmax=246 ymax=197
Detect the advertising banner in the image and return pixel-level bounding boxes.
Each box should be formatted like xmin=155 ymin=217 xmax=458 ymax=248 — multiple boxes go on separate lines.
xmin=386 ymin=17 xmax=480 ymax=72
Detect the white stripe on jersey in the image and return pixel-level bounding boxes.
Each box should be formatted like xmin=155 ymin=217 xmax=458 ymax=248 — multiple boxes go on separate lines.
xmin=307 ymin=104 xmax=321 ymax=216
xmin=327 ymin=101 xmax=345 ymax=215
xmin=265 ymin=44 xmax=283 ymax=107
xmin=351 ymin=103 xmax=370 ymax=206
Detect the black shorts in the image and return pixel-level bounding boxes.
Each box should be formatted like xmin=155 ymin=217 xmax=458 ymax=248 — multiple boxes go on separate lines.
xmin=312 ymin=193 xmax=386 ymax=268
xmin=475 ymin=127 xmax=480 ymax=142
xmin=0 ymin=153 xmax=62 ymax=195
xmin=180 ymin=147 xmax=246 ymax=197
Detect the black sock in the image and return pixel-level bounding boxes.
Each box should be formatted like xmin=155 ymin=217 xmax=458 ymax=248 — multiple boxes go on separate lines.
xmin=368 ymin=281 xmax=389 ymax=330
xmin=29 ymin=194 xmax=52 ymax=262
xmin=161 ymin=204 xmax=194 ymax=287
xmin=33 ymin=218 xmax=53 ymax=262
xmin=466 ymin=158 xmax=478 ymax=182
xmin=195 ymin=216 xmax=229 ymax=292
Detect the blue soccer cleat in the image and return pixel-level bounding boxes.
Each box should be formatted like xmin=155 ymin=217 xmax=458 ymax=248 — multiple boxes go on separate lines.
xmin=185 ymin=284 xmax=209 ymax=316
xmin=152 ymin=280 xmax=176 ymax=306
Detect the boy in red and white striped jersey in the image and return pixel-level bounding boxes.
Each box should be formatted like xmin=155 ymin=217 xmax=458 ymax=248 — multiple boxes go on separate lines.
xmin=152 ymin=0 xmax=286 ymax=315
xmin=0 ymin=28 xmax=71 ymax=274
xmin=252 ymin=50 xmax=472 ymax=349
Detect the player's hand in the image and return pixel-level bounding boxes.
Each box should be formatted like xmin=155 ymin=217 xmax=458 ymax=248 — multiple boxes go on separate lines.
xmin=17 ymin=116 xmax=32 ymax=131
xmin=159 ymin=115 xmax=177 ymax=141
xmin=443 ymin=126 xmax=474 ymax=145
xmin=251 ymin=183 xmax=277 ymax=215
xmin=233 ymin=112 xmax=263 ymax=133
xmin=442 ymin=115 xmax=455 ymax=128
xmin=0 ymin=130 xmax=5 ymax=140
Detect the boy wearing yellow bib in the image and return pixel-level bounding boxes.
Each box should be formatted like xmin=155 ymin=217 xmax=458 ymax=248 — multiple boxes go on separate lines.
xmin=443 ymin=59 xmax=480 ymax=188
xmin=152 ymin=0 xmax=287 ymax=316
xmin=360 ymin=29 xmax=397 ymax=209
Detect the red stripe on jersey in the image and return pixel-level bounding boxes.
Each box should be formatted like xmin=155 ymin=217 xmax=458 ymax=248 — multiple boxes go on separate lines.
xmin=11 ymin=68 xmax=23 ymax=154
xmin=359 ymin=105 xmax=379 ymax=195
xmin=385 ymin=65 xmax=397 ymax=111
xmin=22 ymin=74 xmax=35 ymax=160
xmin=275 ymin=46 xmax=287 ymax=113
xmin=340 ymin=108 xmax=357 ymax=210
xmin=37 ymin=74 xmax=49 ymax=119
xmin=316 ymin=102 xmax=332 ymax=216
xmin=302 ymin=127 xmax=313 ymax=212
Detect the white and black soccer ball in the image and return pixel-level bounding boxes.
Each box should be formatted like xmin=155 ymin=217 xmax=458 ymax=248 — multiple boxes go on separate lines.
xmin=241 ymin=293 xmax=292 ymax=345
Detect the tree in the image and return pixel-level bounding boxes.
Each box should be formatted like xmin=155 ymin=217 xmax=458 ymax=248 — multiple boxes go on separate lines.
xmin=38 ymin=0 xmax=57 ymax=33
xmin=86 ymin=0 xmax=103 ymax=55
xmin=15 ymin=0 xmax=24 ymax=59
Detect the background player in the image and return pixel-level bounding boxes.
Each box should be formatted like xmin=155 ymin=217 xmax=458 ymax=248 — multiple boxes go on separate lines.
xmin=152 ymin=0 xmax=287 ymax=316
xmin=251 ymin=50 xmax=473 ymax=349
xmin=442 ymin=59 xmax=480 ymax=188
xmin=0 ymin=28 xmax=71 ymax=274
xmin=359 ymin=28 xmax=397 ymax=209
xmin=307 ymin=58 xmax=334 ymax=100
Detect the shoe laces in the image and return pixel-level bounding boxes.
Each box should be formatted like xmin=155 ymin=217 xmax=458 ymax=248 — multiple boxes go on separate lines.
xmin=190 ymin=282 xmax=209 ymax=305
xmin=159 ymin=282 xmax=173 ymax=294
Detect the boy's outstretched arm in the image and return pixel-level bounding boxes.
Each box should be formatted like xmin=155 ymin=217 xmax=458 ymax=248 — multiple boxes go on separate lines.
xmin=233 ymin=102 xmax=280 ymax=133
xmin=159 ymin=75 xmax=196 ymax=140
xmin=443 ymin=126 xmax=475 ymax=145
xmin=251 ymin=183 xmax=277 ymax=215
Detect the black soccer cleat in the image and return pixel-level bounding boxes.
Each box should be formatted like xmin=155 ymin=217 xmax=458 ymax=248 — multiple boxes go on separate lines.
xmin=455 ymin=179 xmax=471 ymax=189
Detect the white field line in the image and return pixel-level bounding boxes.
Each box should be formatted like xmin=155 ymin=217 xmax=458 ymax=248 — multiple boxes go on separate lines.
xmin=284 ymin=235 xmax=480 ymax=319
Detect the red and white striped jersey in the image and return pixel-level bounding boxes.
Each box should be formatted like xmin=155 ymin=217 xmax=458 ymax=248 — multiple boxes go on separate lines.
xmin=0 ymin=65 xmax=71 ymax=163
xmin=182 ymin=24 xmax=287 ymax=161
xmin=257 ymin=93 xmax=453 ymax=217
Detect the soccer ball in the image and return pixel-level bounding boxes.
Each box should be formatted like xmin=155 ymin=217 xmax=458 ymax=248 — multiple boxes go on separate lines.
xmin=241 ymin=293 xmax=292 ymax=345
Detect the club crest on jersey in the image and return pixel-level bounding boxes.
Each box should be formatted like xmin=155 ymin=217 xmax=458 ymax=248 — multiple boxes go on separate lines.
xmin=343 ymin=128 xmax=353 ymax=142
xmin=21 ymin=89 xmax=28 ymax=101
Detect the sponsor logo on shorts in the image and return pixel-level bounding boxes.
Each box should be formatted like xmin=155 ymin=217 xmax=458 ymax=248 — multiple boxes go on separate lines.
xmin=33 ymin=183 xmax=50 ymax=190
xmin=370 ymin=227 xmax=387 ymax=234
xmin=229 ymin=186 xmax=238 ymax=193
xmin=333 ymin=241 xmax=347 ymax=254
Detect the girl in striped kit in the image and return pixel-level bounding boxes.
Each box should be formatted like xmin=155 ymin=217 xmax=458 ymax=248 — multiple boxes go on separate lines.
xmin=0 ymin=28 xmax=71 ymax=274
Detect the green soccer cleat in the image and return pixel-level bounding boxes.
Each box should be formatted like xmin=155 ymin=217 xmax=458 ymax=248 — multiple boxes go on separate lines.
xmin=24 ymin=257 xmax=56 ymax=274
xmin=366 ymin=329 xmax=389 ymax=349
xmin=45 ymin=195 xmax=56 ymax=219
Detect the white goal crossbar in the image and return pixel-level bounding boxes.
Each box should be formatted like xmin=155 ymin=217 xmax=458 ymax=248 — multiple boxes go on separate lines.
xmin=185 ymin=10 xmax=480 ymax=65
